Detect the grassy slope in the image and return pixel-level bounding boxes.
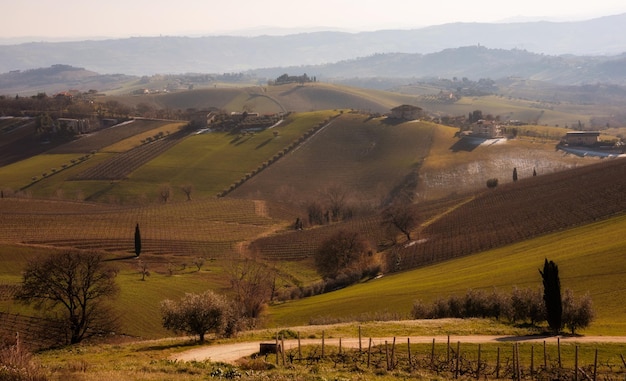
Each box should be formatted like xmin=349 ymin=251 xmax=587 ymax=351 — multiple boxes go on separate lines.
xmin=229 ymin=113 xmax=435 ymax=206
xmin=417 ymin=124 xmax=592 ymax=200
xmin=98 ymin=110 xmax=337 ymax=202
xmin=267 ymin=213 xmax=626 ymax=335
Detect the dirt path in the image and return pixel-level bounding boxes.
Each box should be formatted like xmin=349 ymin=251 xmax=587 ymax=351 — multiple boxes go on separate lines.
xmin=172 ymin=335 xmax=626 ymax=364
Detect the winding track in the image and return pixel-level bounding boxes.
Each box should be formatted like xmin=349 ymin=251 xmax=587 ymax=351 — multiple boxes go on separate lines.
xmin=172 ymin=335 xmax=626 ymax=364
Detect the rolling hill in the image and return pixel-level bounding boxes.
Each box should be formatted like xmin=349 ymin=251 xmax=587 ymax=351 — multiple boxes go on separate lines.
xmin=1 ymin=14 xmax=626 ymax=76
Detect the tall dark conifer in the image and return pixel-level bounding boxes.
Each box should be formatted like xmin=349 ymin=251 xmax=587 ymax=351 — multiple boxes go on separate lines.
xmin=134 ymin=223 xmax=142 ymax=257
xmin=513 ymin=167 xmax=518 ymax=182
xmin=539 ymin=259 xmax=562 ymax=334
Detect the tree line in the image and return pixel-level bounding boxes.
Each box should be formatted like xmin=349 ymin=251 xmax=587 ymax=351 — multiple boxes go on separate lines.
xmin=411 ymin=259 xmax=594 ymax=335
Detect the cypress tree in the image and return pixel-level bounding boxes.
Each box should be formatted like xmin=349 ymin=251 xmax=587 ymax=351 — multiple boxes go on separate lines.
xmin=134 ymin=223 xmax=142 ymax=257
xmin=513 ymin=167 xmax=518 ymax=182
xmin=539 ymin=259 xmax=562 ymax=334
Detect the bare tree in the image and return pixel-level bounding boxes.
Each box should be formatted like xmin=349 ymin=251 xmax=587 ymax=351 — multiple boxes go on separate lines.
xmin=137 ymin=260 xmax=150 ymax=281
xmin=227 ymin=258 xmax=274 ymax=324
xmin=181 ymin=184 xmax=193 ymax=201
xmin=323 ymin=184 xmax=349 ymax=221
xmin=159 ymin=184 xmax=172 ymax=203
xmin=314 ymin=230 xmax=373 ymax=279
xmin=381 ymin=203 xmax=418 ymax=241
xmin=307 ymin=200 xmax=325 ymax=225
xmin=15 ymin=250 xmax=119 ymax=344
xmin=192 ymin=257 xmax=206 ymax=272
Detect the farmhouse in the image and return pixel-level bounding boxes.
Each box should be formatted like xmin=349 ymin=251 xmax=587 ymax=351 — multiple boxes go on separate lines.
xmin=389 ymin=105 xmax=423 ymax=121
xmin=564 ymin=131 xmax=600 ymax=146
xmin=56 ymin=118 xmax=92 ymax=134
xmin=471 ymin=120 xmax=502 ymax=139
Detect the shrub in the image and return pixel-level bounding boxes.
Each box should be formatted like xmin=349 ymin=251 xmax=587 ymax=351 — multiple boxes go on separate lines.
xmin=0 ymin=336 xmax=48 ymax=381
xmin=486 ymin=178 xmax=499 ymax=188
xmin=562 ymin=289 xmax=595 ymax=334
xmin=161 ymin=290 xmax=238 ymax=342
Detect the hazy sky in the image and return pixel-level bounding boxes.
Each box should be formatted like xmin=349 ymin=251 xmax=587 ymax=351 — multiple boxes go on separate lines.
xmin=3 ymin=0 xmax=626 ymax=40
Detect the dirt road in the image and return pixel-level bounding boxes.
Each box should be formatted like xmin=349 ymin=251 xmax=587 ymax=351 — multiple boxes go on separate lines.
xmin=172 ymin=335 xmax=626 ymax=364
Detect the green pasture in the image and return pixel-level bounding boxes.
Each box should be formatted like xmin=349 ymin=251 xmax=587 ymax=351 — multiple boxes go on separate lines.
xmin=93 ymin=111 xmax=337 ymax=201
xmin=268 ymin=214 xmax=626 ymax=335
xmin=115 ymin=262 xmax=231 ymax=338
xmin=0 ymin=153 xmax=95 ymax=191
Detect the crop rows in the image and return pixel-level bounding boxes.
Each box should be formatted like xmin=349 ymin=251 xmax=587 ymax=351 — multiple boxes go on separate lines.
xmin=49 ymin=119 xmax=177 ymax=154
xmin=0 ymin=312 xmax=61 ymax=350
xmin=249 ymin=158 xmax=626 ymax=270
xmin=400 ymin=157 xmax=626 ymax=269
xmin=0 ymin=197 xmax=280 ymax=259
xmin=71 ymin=133 xmax=185 ymax=180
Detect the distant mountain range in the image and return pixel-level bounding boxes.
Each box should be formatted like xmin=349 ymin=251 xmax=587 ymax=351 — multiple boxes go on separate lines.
xmin=252 ymin=46 xmax=626 ymax=86
xmin=1 ymin=13 xmax=625 ymax=77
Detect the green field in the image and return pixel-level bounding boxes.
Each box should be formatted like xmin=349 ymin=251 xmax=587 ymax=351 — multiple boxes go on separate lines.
xmin=267 ymin=213 xmax=626 ymax=335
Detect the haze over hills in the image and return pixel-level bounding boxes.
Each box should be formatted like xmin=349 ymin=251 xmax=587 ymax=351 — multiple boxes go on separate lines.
xmin=1 ymin=14 xmax=625 ymax=76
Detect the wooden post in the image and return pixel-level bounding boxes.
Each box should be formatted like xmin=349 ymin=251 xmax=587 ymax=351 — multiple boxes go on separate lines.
xmin=557 ymin=337 xmax=562 ymax=368
xmin=512 ymin=344 xmax=517 ymax=381
xmin=275 ymin=333 xmax=279 ymax=366
xmin=390 ymin=337 xmax=396 ymax=370
xmin=574 ymin=345 xmax=579 ymax=381
xmin=367 ymin=337 xmax=372 ymax=368
xmin=385 ymin=340 xmax=390 ymax=370
xmin=454 ymin=341 xmax=460 ymax=379
xmin=516 ymin=343 xmax=521 ymax=381
xmin=431 ymin=338 xmax=436 ymax=369
xmin=358 ymin=325 xmax=362 ymax=352
xmin=543 ymin=340 xmax=548 ymax=370
xmin=297 ymin=331 xmax=301 ymax=361
xmin=530 ymin=344 xmax=534 ymax=377
xmin=447 ymin=335 xmax=451 ymax=364
xmin=321 ymin=331 xmax=325 ymax=359
xmin=476 ymin=344 xmax=481 ymax=380
xmin=593 ymin=348 xmax=598 ymax=381
xmin=339 ymin=337 xmax=342 ymax=355
xmin=495 ymin=347 xmax=500 ymax=379
xmin=281 ymin=336 xmax=286 ymax=366
xmin=407 ymin=338 xmax=412 ymax=368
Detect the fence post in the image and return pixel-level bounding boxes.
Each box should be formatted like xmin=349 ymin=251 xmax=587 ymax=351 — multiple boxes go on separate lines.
xmin=431 ymin=338 xmax=436 ymax=369
xmin=495 ymin=347 xmax=500 ymax=379
xmin=516 ymin=343 xmax=521 ymax=381
xmin=367 ymin=337 xmax=372 ymax=368
xmin=407 ymin=338 xmax=412 ymax=369
xmin=530 ymin=344 xmax=534 ymax=377
xmin=447 ymin=335 xmax=451 ymax=364
xmin=476 ymin=344 xmax=481 ymax=380
xmin=281 ymin=336 xmax=286 ymax=366
xmin=454 ymin=341 xmax=460 ymax=379
xmin=574 ymin=345 xmax=579 ymax=381
xmin=385 ymin=340 xmax=390 ymax=370
xmin=358 ymin=325 xmax=362 ymax=352
xmin=391 ymin=337 xmax=396 ymax=370
xmin=321 ymin=331 xmax=325 ymax=359
xmin=275 ymin=332 xmax=279 ymax=366
xmin=558 ymin=337 xmax=562 ymax=369
xmin=593 ymin=348 xmax=598 ymax=381
xmin=512 ymin=344 xmax=517 ymax=381
xmin=339 ymin=337 xmax=342 ymax=355
xmin=543 ymin=340 xmax=548 ymax=370
xmin=297 ymin=331 xmax=301 ymax=361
